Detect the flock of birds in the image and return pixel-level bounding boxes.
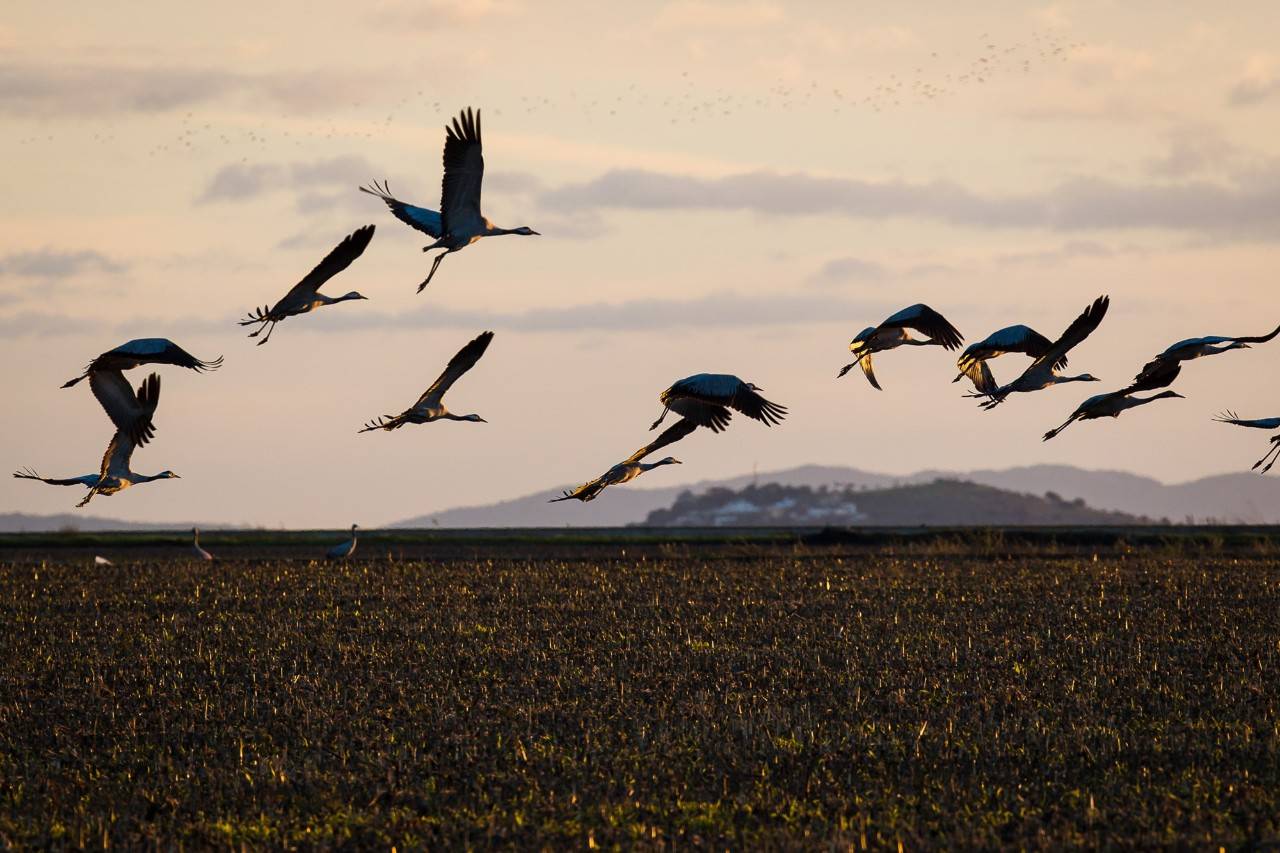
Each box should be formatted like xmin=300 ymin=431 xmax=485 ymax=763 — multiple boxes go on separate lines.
xmin=13 ymin=106 xmax=1280 ymax=558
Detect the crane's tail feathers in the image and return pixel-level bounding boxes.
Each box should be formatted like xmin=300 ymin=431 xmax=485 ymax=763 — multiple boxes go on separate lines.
xmin=359 ymin=179 xmax=395 ymax=201
xmin=61 ymin=368 xmax=91 ymax=389
xmin=193 ymin=355 xmax=224 ymax=373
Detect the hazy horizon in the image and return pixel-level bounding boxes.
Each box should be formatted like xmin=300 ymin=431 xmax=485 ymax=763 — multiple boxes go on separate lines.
xmin=4 ymin=1 xmax=1280 ymax=526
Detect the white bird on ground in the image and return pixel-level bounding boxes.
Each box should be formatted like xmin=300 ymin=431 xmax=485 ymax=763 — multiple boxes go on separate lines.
xmin=1213 ymin=411 xmax=1280 ymax=473
xmin=240 ymin=225 xmax=374 ymax=345
xmin=838 ymin=304 xmax=964 ymax=390
xmin=955 ymin=325 xmax=1066 ymax=395
xmin=14 ymin=373 xmax=179 ymax=507
xmin=326 ymin=524 xmax=359 ymax=559
xmin=94 ymin=555 xmax=113 ymax=566
xmin=360 ymin=331 xmax=494 ymax=432
xmin=551 ymin=419 xmax=698 ymax=503
xmin=360 ymin=107 xmax=539 ymax=292
xmin=650 ymin=374 xmax=787 ymax=432
xmin=1128 ymin=323 xmax=1280 ymax=391
xmin=61 ymin=338 xmax=221 ymax=445
xmin=191 ymin=527 xmax=213 ymax=561
xmin=973 ymin=295 xmax=1109 ymax=410
xmin=1043 ymin=388 xmax=1184 ymax=441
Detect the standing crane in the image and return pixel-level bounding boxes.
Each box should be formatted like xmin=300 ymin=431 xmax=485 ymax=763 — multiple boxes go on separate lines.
xmin=360 ymin=332 xmax=494 ymax=432
xmin=326 ymin=524 xmax=359 ymax=559
xmin=240 ymin=225 xmax=374 ymax=345
xmin=191 ymin=527 xmax=214 ymax=561
xmin=360 ymin=108 xmax=539 ymax=292
xmin=838 ymin=304 xmax=964 ymax=390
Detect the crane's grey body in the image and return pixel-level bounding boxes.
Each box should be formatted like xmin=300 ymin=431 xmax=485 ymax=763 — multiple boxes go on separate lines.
xmin=1043 ymin=389 xmax=1183 ymax=441
xmin=240 ymin=226 xmax=374 ymax=345
xmin=327 ymin=525 xmax=359 ymax=559
xmin=552 ymin=419 xmax=698 ymax=503
xmin=955 ymin=324 xmax=1063 ymax=394
xmin=360 ymin=331 xmax=494 ymax=432
xmin=191 ymin=527 xmax=213 ymax=561
xmin=839 ymin=304 xmax=964 ymax=390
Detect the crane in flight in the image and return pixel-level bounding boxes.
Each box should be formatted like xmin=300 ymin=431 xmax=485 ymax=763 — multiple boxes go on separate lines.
xmin=1213 ymin=411 xmax=1280 ymax=473
xmin=838 ymin=304 xmax=963 ymax=390
xmin=239 ymin=225 xmax=374 ymax=345
xmin=954 ymin=325 xmax=1065 ymax=395
xmin=551 ymin=419 xmax=698 ymax=503
xmin=1128 ymin=324 xmax=1280 ymax=391
xmin=60 ymin=337 xmax=221 ymax=446
xmin=971 ymin=296 xmax=1109 ymax=410
xmin=14 ymin=373 xmax=179 ymax=507
xmin=360 ymin=331 xmax=494 ymax=432
xmin=1043 ymin=388 xmax=1184 ymax=441
xmin=360 ymin=108 xmax=539 ymax=292
xmin=650 ymin=374 xmax=786 ymax=433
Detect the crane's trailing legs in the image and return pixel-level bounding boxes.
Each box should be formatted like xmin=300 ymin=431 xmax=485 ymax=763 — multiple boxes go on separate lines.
xmin=1255 ymin=436 xmax=1280 ymax=473
xmin=419 ymin=247 xmax=453 ymax=292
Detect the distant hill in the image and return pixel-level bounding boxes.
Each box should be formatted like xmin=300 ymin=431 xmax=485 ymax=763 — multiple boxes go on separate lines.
xmin=393 ymin=464 xmax=1280 ymax=527
xmin=641 ymin=480 xmax=1154 ymax=527
xmin=0 ymin=513 xmax=218 ymax=533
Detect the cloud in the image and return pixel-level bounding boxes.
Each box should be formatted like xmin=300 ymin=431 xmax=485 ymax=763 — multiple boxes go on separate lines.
xmin=1145 ymin=125 xmax=1242 ymax=178
xmin=1228 ymin=56 xmax=1280 ymax=106
xmin=197 ymin=155 xmax=379 ymax=205
xmin=0 ymin=291 xmax=883 ymax=339
xmin=993 ymin=240 xmax=1119 ymax=267
xmin=367 ymin=0 xmax=521 ymax=30
xmin=807 ymin=257 xmax=888 ymax=286
xmin=0 ymin=63 xmax=378 ymax=117
xmin=0 ymin=249 xmax=127 ymax=279
xmin=539 ymin=167 xmax=1280 ymax=234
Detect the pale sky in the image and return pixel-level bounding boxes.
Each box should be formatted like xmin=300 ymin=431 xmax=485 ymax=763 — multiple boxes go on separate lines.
xmin=3 ymin=1 xmax=1280 ymax=526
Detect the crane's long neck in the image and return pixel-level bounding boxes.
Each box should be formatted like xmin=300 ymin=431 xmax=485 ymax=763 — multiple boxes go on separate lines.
xmin=1124 ymin=391 xmax=1181 ymax=410
xmin=640 ymin=459 xmax=678 ymax=472
xmin=1054 ymin=373 xmax=1095 ymax=385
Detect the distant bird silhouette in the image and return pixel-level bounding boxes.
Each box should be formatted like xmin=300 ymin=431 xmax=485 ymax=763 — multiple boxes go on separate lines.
xmin=973 ymin=296 xmax=1109 ymax=410
xmin=1130 ymin=324 xmax=1280 ymax=390
xmin=650 ymin=374 xmax=786 ymax=433
xmin=361 ymin=108 xmax=539 ymax=292
xmin=838 ymin=304 xmax=963 ymax=390
xmin=1213 ymin=411 xmax=1280 ymax=473
xmin=327 ymin=524 xmax=359 ymax=559
xmin=15 ymin=373 xmax=179 ymax=507
xmin=955 ymin=325 xmax=1065 ymax=394
xmin=240 ymin=225 xmax=374 ymax=345
xmin=1043 ymin=388 xmax=1183 ymax=441
xmin=360 ymin=331 xmax=494 ymax=432
xmin=191 ymin=527 xmax=213 ymax=561
xmin=551 ymin=419 xmax=697 ymax=503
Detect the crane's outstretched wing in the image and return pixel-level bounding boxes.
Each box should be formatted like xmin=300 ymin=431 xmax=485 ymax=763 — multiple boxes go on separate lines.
xmin=417 ymin=331 xmax=495 ymax=406
xmin=625 ymin=418 xmax=698 ymax=465
xmin=663 ymin=374 xmax=787 ymax=426
xmin=1033 ymin=295 xmax=1109 ymax=369
xmin=1213 ymin=411 xmax=1280 ymax=430
xmin=90 ymin=370 xmax=159 ymax=447
xmin=440 ymin=107 xmax=484 ymax=234
xmin=879 ymin=304 xmax=964 ymax=350
xmin=957 ymin=325 xmax=1063 ymax=371
xmin=61 ymin=338 xmax=222 ymax=388
xmin=359 ymin=180 xmax=444 ymax=238
xmin=1125 ymin=359 xmax=1181 ymax=394
xmin=956 ymin=358 xmax=997 ymax=394
xmin=279 ymin=225 xmax=376 ymax=304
